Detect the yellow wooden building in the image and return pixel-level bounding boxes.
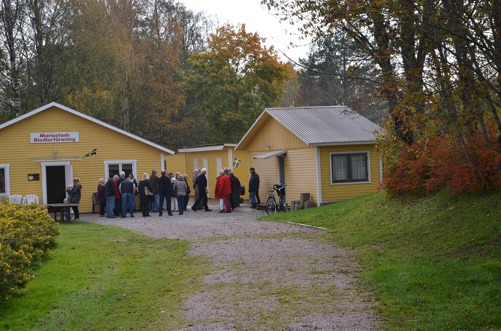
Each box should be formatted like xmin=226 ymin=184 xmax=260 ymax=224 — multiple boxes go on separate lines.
xmin=164 ymin=144 xmax=249 ymax=197
xmin=0 ymin=102 xmax=174 ymax=212
xmin=235 ymin=106 xmax=383 ymax=206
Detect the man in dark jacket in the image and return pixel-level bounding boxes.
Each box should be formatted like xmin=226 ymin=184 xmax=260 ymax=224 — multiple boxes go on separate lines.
xmin=158 ymin=170 xmax=173 ymax=216
xmin=150 ymin=169 xmax=159 ymax=212
xmin=119 ymin=177 xmax=135 ymax=217
xmin=191 ymin=168 xmax=211 ymax=212
xmin=248 ymin=167 xmax=260 ymax=208
xmin=104 ymin=177 xmax=115 ymax=218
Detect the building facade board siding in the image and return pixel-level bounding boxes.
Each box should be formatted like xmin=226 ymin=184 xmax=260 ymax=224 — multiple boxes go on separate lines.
xmin=0 ymin=106 xmax=170 ymax=212
xmin=319 ymin=144 xmax=381 ymax=203
xmin=165 ymin=153 xmax=186 ymax=174
xmin=245 ymin=118 xmax=308 ymax=152
xmin=284 ymin=148 xmax=318 ymax=205
xmin=249 ymin=153 xmax=280 ymax=202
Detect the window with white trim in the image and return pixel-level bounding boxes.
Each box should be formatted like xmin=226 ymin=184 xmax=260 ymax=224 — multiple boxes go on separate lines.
xmin=0 ymin=164 xmax=10 ymax=196
xmin=330 ymin=152 xmax=369 ymax=183
xmin=104 ymin=161 xmax=136 ymax=179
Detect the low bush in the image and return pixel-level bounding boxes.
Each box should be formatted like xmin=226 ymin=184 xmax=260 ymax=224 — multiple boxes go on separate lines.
xmin=383 ymin=132 xmax=501 ymax=196
xmin=0 ymin=203 xmax=59 ymax=302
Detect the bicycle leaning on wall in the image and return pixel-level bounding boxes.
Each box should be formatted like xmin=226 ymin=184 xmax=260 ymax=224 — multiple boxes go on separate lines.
xmin=265 ymin=184 xmax=289 ymax=215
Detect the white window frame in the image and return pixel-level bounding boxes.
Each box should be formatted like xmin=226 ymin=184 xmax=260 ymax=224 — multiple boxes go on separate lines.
xmin=104 ymin=160 xmax=137 ymax=180
xmin=329 ymin=151 xmax=371 ymax=185
xmin=0 ymin=164 xmax=11 ymax=197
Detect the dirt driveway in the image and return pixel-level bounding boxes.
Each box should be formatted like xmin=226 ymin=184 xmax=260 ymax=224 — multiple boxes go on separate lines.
xmin=84 ymin=200 xmax=380 ymax=330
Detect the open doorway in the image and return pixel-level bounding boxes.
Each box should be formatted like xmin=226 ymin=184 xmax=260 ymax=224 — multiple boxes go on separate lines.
xmin=46 ymin=166 xmax=66 ymax=203
xmin=42 ymin=162 xmax=72 ymax=204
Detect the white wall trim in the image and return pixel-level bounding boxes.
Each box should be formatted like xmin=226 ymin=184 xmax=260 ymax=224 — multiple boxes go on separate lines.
xmin=0 ymin=164 xmax=11 ymax=197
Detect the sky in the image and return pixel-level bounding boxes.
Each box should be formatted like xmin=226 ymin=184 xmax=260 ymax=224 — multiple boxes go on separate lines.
xmin=178 ymin=0 xmax=312 ymax=63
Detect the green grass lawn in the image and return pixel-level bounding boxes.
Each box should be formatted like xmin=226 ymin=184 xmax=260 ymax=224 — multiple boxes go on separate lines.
xmin=266 ymin=192 xmax=501 ymax=330
xmin=0 ymin=222 xmax=207 ymax=330
xmin=1 ymin=192 xmax=499 ymax=330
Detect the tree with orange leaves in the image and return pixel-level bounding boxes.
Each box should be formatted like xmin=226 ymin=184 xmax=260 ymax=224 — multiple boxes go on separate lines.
xmin=185 ymin=23 xmax=293 ymax=143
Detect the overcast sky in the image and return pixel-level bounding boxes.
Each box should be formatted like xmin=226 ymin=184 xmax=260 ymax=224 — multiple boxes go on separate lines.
xmin=178 ymin=0 xmax=312 ymax=63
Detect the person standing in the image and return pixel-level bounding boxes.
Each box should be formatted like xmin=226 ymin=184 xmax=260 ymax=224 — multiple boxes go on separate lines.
xmin=150 ymin=169 xmax=159 ymax=212
xmin=216 ymin=169 xmax=232 ymax=213
xmin=229 ymin=172 xmax=241 ymax=208
xmin=105 ymin=176 xmax=116 ymax=218
xmin=117 ymin=172 xmax=126 ymax=214
xmin=215 ymin=170 xmax=225 ymax=213
xmin=222 ymin=170 xmax=232 ymax=213
xmin=191 ymin=168 xmax=211 ymax=212
xmin=170 ymin=172 xmax=178 ymax=212
xmin=173 ymin=174 xmax=188 ymax=215
xmin=97 ymin=178 xmax=106 ymax=217
xmin=183 ymin=174 xmax=191 ymax=211
xmin=120 ymin=177 xmax=135 ymax=217
xmin=129 ymin=174 xmax=138 ymax=191
xmin=138 ymin=173 xmax=153 ymax=217
xmin=113 ymin=175 xmax=121 ymax=216
xmin=192 ymin=169 xmax=203 ymax=210
xmin=67 ymin=178 xmax=82 ymax=220
xmin=158 ymin=170 xmax=174 ymax=216
xmin=249 ymin=167 xmax=260 ymax=208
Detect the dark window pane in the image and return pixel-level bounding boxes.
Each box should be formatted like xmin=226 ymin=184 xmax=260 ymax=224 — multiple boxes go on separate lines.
xmin=332 ymin=155 xmax=349 ymax=181
xmin=108 ymin=164 xmax=119 ymax=177
xmin=331 ymin=153 xmax=368 ymax=183
xmin=122 ymin=164 xmax=133 ymax=178
xmin=0 ymin=169 xmax=5 ymax=193
xmin=351 ymin=154 xmax=367 ymax=180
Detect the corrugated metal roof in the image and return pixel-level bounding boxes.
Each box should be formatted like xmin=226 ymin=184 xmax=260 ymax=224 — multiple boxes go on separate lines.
xmin=266 ymin=106 xmax=381 ymax=146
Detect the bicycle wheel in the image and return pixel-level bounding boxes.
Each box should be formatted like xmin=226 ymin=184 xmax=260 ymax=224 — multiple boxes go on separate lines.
xmin=283 ymin=203 xmax=289 ymax=212
xmin=265 ymin=198 xmax=277 ymax=215
xmin=279 ymin=197 xmax=289 ymax=212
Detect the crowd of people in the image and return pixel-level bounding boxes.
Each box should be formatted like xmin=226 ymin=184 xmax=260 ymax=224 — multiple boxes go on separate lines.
xmin=95 ymin=167 xmax=250 ymax=218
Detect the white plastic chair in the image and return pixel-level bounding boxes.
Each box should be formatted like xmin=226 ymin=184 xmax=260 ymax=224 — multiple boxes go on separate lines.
xmin=8 ymin=194 xmax=23 ymax=204
xmin=22 ymin=194 xmax=40 ymax=205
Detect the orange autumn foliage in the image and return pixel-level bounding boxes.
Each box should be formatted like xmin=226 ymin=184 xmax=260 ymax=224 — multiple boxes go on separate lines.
xmin=383 ymin=132 xmax=501 ymax=196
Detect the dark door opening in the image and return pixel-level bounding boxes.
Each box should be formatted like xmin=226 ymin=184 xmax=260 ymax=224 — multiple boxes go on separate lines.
xmin=46 ymin=166 xmax=66 ymax=203
xmin=278 ymin=156 xmax=286 ymax=184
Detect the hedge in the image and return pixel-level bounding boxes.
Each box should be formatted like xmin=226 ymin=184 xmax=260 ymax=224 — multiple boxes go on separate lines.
xmin=0 ymin=202 xmax=60 ymax=302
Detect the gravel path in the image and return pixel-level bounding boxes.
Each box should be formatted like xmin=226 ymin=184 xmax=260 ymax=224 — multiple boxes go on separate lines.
xmin=84 ymin=200 xmax=380 ymax=330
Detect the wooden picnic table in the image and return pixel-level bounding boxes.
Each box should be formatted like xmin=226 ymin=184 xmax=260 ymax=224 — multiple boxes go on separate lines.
xmin=46 ymin=203 xmax=79 ymax=222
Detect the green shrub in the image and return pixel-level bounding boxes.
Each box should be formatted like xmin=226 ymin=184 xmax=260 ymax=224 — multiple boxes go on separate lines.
xmin=0 ymin=203 xmax=59 ymax=301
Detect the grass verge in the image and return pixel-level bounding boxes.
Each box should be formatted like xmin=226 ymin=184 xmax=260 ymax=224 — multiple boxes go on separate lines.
xmin=264 ymin=192 xmax=501 ymax=330
xmin=0 ymin=222 xmax=207 ymax=330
